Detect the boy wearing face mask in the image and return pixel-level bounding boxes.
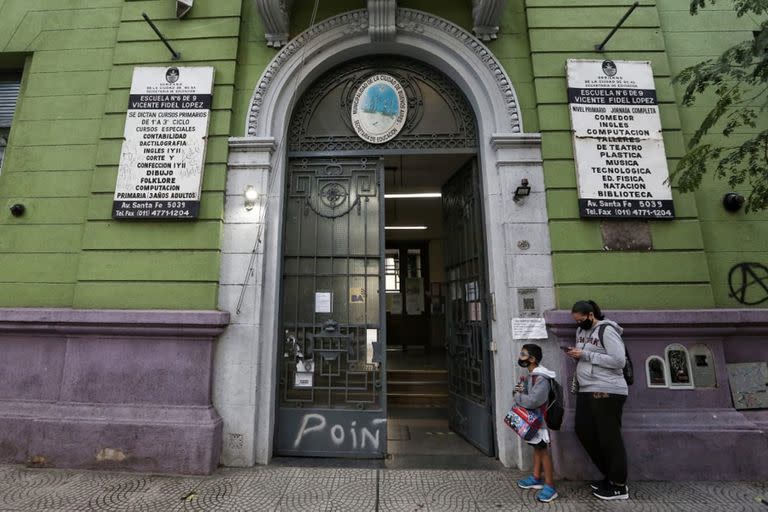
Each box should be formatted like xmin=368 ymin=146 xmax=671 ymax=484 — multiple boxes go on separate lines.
xmin=514 ymin=343 xmax=558 ymax=503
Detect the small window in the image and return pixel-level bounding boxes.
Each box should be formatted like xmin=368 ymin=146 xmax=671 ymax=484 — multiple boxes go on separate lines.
xmin=666 ymin=344 xmax=694 ymax=389
xmin=646 ymin=356 xmax=668 ymax=388
xmin=0 ymin=73 xmax=21 ymax=173
xmin=689 ymin=344 xmax=717 ymax=388
xmin=0 ymin=128 xmax=8 ymax=171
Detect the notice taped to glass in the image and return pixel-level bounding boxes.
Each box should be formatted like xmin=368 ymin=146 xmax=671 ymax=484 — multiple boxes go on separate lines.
xmin=112 ymin=66 xmax=214 ymax=219
xmin=567 ymin=60 xmax=674 ymax=219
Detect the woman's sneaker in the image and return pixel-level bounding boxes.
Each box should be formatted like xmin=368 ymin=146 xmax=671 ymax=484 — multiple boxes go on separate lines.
xmin=536 ymin=485 xmax=558 ymax=503
xmin=517 ymin=475 xmax=544 ymax=489
xmin=593 ymin=482 xmax=629 ymax=500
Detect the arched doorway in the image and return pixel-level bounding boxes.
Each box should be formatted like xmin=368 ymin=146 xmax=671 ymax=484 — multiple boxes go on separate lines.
xmin=220 ymin=8 xmax=552 ymax=469
xmin=273 ymin=57 xmax=493 ymax=458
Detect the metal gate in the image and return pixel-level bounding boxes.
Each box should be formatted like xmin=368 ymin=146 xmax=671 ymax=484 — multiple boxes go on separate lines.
xmin=442 ymin=159 xmax=495 ymax=455
xmin=275 ymin=156 xmax=387 ymax=457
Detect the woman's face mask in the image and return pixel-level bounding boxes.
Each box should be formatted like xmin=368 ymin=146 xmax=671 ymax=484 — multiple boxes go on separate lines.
xmin=518 ymin=352 xmax=533 ymax=368
xmin=573 ymin=313 xmax=594 ymax=330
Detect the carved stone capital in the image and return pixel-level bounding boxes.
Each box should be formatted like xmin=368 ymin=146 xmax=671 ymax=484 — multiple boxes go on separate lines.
xmin=254 ymin=0 xmax=292 ymax=48
xmin=472 ymin=0 xmax=506 ymax=41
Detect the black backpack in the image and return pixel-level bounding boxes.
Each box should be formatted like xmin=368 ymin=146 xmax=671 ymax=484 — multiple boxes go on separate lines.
xmin=534 ymin=375 xmax=565 ymax=430
xmin=597 ymin=324 xmax=634 ymax=385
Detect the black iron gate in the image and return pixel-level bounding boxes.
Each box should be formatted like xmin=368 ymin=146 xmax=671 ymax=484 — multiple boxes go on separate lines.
xmin=276 ymin=156 xmax=387 ymax=457
xmin=442 ymin=159 xmax=495 ymax=455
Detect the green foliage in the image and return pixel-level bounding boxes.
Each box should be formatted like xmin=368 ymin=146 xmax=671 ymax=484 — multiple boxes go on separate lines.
xmin=673 ymin=0 xmax=768 ymax=212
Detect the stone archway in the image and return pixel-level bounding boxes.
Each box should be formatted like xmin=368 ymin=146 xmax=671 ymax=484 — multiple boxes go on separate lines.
xmin=218 ymin=8 xmax=555 ymax=469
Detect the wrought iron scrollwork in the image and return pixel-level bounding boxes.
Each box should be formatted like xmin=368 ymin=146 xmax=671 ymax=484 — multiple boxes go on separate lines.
xmin=288 ymin=56 xmax=477 ymax=152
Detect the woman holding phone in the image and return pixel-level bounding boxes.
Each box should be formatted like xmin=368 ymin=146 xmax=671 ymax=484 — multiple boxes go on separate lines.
xmin=564 ymin=300 xmax=629 ymax=501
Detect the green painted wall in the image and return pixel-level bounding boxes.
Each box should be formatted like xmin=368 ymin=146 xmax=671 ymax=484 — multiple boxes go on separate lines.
xmin=0 ymin=0 xmax=243 ymax=309
xmin=0 ymin=0 xmax=123 ymax=307
xmin=1 ymin=1 xmax=764 ymax=312
xmin=230 ymin=1 xmax=539 ymax=134
xmin=525 ymin=0 xmax=716 ymax=309
xmin=657 ymin=0 xmax=767 ymax=308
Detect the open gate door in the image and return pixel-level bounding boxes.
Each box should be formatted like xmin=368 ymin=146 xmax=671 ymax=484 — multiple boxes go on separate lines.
xmin=442 ymin=159 xmax=495 ymax=455
xmin=275 ymin=156 xmax=387 ymax=457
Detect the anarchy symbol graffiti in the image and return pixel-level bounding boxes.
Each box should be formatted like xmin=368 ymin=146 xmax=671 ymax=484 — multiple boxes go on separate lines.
xmin=728 ymin=262 xmax=768 ymax=305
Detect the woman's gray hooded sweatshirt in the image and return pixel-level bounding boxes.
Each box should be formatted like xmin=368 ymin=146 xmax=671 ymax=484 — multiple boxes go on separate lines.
xmin=575 ymin=319 xmax=628 ymax=396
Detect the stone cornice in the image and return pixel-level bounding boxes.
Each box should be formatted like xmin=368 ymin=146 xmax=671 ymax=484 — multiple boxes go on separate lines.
xmin=0 ymin=308 xmax=230 ymax=337
xmin=228 ymin=136 xmax=277 ymax=152
xmin=491 ymin=133 xmax=542 ymax=150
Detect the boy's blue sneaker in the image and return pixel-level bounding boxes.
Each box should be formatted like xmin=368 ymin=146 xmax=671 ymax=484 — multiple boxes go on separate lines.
xmin=536 ymin=484 xmax=558 ymax=503
xmin=517 ymin=475 xmax=544 ymax=489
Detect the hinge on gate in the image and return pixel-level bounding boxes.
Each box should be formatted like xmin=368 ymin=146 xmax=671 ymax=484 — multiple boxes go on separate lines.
xmin=490 ymin=292 xmax=497 ymax=321
xmin=489 ymin=340 xmax=498 ymax=353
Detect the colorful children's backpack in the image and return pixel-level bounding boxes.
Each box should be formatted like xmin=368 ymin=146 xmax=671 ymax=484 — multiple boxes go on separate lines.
xmin=503 ymin=405 xmax=543 ymax=441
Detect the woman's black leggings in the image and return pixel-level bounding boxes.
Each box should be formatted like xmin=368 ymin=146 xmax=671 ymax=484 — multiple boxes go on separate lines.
xmin=575 ymin=392 xmax=628 ymax=484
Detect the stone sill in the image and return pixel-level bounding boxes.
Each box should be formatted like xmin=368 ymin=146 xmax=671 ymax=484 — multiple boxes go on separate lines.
xmin=544 ymin=308 xmax=768 ymax=338
xmin=0 ymin=308 xmax=230 ymax=337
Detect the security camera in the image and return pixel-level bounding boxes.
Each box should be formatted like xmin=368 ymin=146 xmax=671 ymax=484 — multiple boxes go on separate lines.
xmin=176 ymin=0 xmax=193 ymax=19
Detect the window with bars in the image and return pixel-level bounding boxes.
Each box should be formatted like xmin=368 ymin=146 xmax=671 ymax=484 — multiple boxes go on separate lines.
xmin=0 ymin=73 xmax=21 ymax=173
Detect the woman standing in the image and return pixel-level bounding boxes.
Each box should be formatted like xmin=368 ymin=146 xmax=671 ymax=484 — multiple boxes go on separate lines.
xmin=565 ymin=300 xmax=629 ymax=501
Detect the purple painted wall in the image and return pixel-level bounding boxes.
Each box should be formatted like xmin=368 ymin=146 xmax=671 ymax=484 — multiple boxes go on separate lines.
xmin=544 ymin=309 xmax=768 ymax=482
xmin=0 ymin=309 xmax=229 ymax=475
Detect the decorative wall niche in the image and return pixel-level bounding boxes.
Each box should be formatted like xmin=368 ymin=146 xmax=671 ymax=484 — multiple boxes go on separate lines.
xmin=645 ymin=355 xmax=668 ymax=388
xmin=689 ymin=344 xmax=717 ymax=388
xmin=665 ymin=343 xmax=694 ymax=389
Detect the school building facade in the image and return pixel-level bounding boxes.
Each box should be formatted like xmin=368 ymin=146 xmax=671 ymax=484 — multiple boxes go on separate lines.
xmin=0 ymin=0 xmax=765 ymax=479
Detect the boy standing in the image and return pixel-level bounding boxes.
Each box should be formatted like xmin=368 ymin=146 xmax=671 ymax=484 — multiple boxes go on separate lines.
xmin=514 ymin=343 xmax=558 ymax=503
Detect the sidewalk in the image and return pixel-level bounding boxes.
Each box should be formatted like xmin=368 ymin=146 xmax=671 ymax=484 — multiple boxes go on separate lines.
xmin=0 ymin=462 xmax=765 ymax=511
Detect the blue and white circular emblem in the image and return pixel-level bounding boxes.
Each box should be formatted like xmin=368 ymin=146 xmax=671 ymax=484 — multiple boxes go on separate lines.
xmin=350 ymin=74 xmax=407 ymax=144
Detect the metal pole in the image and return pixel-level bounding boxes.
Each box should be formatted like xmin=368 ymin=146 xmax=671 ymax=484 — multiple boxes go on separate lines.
xmin=595 ymin=1 xmax=640 ymax=52
xmin=142 ymin=12 xmax=181 ymax=60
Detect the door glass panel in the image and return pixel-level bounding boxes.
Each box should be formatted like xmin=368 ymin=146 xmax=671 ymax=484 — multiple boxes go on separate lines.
xmin=385 ymin=249 xmax=400 ymax=292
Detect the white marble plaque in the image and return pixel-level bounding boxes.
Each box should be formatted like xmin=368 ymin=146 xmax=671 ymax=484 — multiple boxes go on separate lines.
xmin=726 ymin=362 xmax=768 ymax=410
xmin=567 ymin=59 xmax=674 ymax=219
xmin=113 ymin=66 xmax=214 ymax=219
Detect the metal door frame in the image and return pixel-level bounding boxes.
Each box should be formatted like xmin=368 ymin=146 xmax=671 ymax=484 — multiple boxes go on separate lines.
xmin=273 ymin=156 xmax=388 ymax=458
xmin=442 ymin=156 xmax=497 ymax=456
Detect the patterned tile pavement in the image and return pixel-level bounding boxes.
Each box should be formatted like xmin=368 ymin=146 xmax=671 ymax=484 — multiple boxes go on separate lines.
xmin=0 ymin=463 xmax=765 ymax=511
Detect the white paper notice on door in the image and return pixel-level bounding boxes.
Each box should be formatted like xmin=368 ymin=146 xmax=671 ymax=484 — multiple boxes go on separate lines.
xmin=512 ymin=317 xmax=548 ymax=340
xmin=315 ymin=292 xmax=332 ymax=313
xmin=366 ymin=328 xmax=378 ymax=364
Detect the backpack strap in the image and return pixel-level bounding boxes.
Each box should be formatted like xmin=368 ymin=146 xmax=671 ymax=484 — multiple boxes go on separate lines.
xmin=596 ymin=323 xmax=609 ymax=347
xmin=597 ymin=323 xmax=630 ymax=359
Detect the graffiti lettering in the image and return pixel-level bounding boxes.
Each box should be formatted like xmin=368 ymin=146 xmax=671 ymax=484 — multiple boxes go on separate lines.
xmin=728 ymin=262 xmax=768 ymax=305
xmin=293 ymin=413 xmax=386 ymax=450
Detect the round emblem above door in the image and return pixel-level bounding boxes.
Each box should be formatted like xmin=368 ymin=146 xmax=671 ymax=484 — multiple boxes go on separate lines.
xmin=350 ymin=74 xmax=408 ymax=144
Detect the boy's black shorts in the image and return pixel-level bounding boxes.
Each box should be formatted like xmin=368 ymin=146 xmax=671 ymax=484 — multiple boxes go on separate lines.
xmin=532 ymin=440 xmax=548 ymax=450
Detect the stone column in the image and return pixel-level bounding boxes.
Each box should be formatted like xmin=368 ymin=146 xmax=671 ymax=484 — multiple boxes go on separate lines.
xmin=488 ymin=133 xmax=557 ymax=469
xmin=215 ymin=137 xmax=275 ymax=466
